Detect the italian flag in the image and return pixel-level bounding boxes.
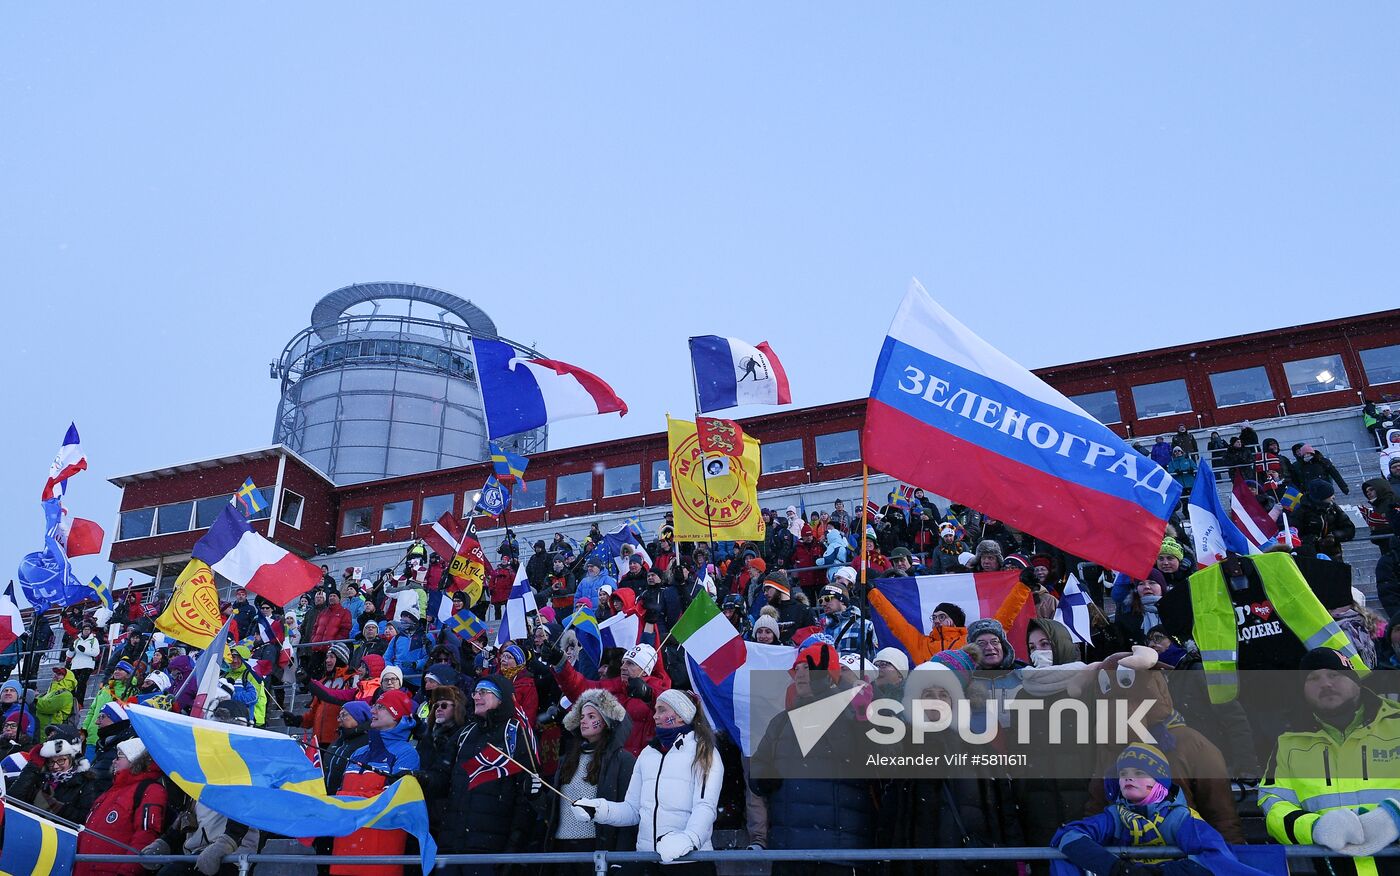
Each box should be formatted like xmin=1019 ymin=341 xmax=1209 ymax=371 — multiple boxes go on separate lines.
xmin=673 ymin=591 xmax=746 ymax=684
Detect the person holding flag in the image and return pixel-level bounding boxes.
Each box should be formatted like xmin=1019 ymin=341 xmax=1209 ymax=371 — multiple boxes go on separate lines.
xmin=437 ymin=674 xmax=539 ymax=865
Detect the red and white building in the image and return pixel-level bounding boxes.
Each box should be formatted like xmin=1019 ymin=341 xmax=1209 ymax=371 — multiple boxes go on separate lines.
xmin=108 ymin=308 xmax=1400 ymax=594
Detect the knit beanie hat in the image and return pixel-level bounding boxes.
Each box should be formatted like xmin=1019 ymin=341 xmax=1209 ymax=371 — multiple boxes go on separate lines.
xmin=115 ymin=660 xmax=135 ymax=676
xmin=376 ymin=689 xmax=415 ymax=722
xmin=1299 ymin=647 xmax=1355 ymax=674
xmin=1158 ymin=538 xmax=1185 ymax=560
xmin=100 ymin=702 xmax=129 ymax=724
xmin=753 ymin=615 xmax=780 ymax=640
xmin=116 ymin=738 xmax=147 ymax=762
xmin=380 ymin=665 xmax=404 ymax=685
xmin=965 ymin=617 xmax=1013 ymax=666
xmin=656 ymin=688 xmax=698 ymax=725
xmin=762 ymin=570 xmax=791 ymax=598
xmin=793 ymin=640 xmax=842 ymax=684
xmin=502 ymin=644 xmax=526 ymax=666
xmin=1116 ymin=742 xmax=1171 ymax=787
xmin=1307 ymin=479 xmax=1336 ymax=503
xmin=329 ymin=642 xmax=351 ymax=665
xmin=873 ymin=647 xmax=910 ymax=677
xmin=342 ymin=700 xmax=373 ymax=724
xmin=934 ymin=602 xmax=966 ymax=627
xmin=929 ymin=647 xmax=978 ymax=690
xmin=424 ymin=663 xmax=461 ymax=689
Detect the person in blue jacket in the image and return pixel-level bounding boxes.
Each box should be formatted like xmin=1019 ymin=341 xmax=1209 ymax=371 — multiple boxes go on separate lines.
xmin=384 ymin=608 xmax=429 ymax=689
xmin=346 ymin=688 xmax=421 ymax=776
xmin=1051 ymin=743 xmax=1271 ymax=876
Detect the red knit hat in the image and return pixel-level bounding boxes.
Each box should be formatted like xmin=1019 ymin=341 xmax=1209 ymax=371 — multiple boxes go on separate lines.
xmin=376 ymin=689 xmax=415 ymax=722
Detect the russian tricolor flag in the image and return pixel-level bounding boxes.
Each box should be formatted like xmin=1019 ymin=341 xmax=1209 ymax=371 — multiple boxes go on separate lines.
xmin=864 ymin=281 xmax=1180 ymax=578
xmin=192 ymin=505 xmax=323 ymax=606
xmin=472 ymin=338 xmax=627 ymax=439
xmin=689 ymin=336 xmax=791 ymax=413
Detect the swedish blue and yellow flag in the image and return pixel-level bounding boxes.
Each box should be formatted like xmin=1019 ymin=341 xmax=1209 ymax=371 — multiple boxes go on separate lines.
xmin=565 ymin=605 xmax=602 ymax=667
xmin=0 ymin=805 xmax=78 ymax=876
xmin=85 ymin=574 xmax=111 ymax=610
xmin=1279 ymin=484 xmax=1303 ymax=512
xmin=233 ymin=477 xmax=266 ymax=516
xmin=489 ymin=441 xmax=529 ymax=490
xmin=447 ymin=608 xmax=486 ymax=639
xmin=127 ymin=704 xmax=436 ymax=873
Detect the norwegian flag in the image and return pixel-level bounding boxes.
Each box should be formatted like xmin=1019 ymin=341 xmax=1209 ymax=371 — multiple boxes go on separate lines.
xmin=864 ymin=500 xmax=881 ymax=521
xmin=300 ymin=734 xmax=323 ymax=773
xmin=467 ymin=743 xmax=524 ymax=790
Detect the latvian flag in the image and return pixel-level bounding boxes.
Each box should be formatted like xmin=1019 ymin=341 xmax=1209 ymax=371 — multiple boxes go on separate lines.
xmin=672 ymin=590 xmax=746 ymax=684
xmin=1229 ymin=476 xmax=1278 ymax=550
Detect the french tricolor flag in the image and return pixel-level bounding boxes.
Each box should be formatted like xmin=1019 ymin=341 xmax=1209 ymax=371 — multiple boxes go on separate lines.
xmin=41 ymin=423 xmax=87 ymax=501
xmin=868 ymin=571 xmax=1033 ymax=662
xmin=192 ymin=505 xmax=323 ymax=606
xmin=472 ymin=338 xmax=627 ymax=439
xmin=864 ymin=281 xmax=1180 ymax=578
xmin=689 ymin=336 xmax=792 ymax=413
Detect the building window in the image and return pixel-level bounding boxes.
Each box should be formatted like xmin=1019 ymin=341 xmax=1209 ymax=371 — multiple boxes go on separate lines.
xmin=1283 ymin=354 xmax=1350 ymax=396
xmin=651 ymin=460 xmax=672 ymax=491
xmin=279 ymin=491 xmax=305 ymax=529
xmin=341 ymin=506 xmax=373 ymax=537
xmin=761 ymin=438 xmax=805 ymax=474
xmin=380 ymin=500 xmax=413 ymax=533
xmin=815 ymin=431 xmax=860 ymax=465
xmin=511 ymin=480 xmax=545 ymax=510
xmin=1209 ymin=366 xmax=1274 ymax=407
xmin=420 ymin=493 xmax=454 ymax=524
xmin=118 ymin=508 xmax=156 ymax=541
xmin=603 ymin=464 xmax=641 ymax=497
xmin=1360 ymin=344 xmax=1400 ymax=386
xmin=195 ymin=496 xmax=231 ymax=529
xmin=1130 ymin=379 xmax=1193 ymax=419
xmin=1069 ymin=390 xmax=1121 ymax=425
xmin=556 ymin=472 xmax=593 ymax=504
xmin=156 ymin=502 xmax=194 ymax=535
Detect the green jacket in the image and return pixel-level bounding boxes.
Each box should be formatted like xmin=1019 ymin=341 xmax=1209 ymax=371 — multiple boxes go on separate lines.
xmin=35 ymin=672 xmax=77 ymax=736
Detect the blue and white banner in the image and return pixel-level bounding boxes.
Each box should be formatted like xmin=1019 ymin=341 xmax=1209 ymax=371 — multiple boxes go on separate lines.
xmin=495 ymin=561 xmax=538 ymax=646
xmin=1187 ymin=459 xmax=1257 ymax=566
xmin=689 ymin=641 xmax=795 ymax=756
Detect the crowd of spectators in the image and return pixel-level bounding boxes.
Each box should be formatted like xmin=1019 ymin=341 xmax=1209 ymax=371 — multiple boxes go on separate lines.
xmin=2 ymin=428 xmax=1400 ymax=875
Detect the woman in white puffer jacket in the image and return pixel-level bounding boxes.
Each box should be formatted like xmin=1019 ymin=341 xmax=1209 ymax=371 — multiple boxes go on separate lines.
xmin=574 ymin=688 xmax=723 ymax=871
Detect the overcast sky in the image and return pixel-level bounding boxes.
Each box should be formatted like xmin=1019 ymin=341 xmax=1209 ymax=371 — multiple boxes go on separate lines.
xmin=3 ymin=5 xmax=1397 ymax=590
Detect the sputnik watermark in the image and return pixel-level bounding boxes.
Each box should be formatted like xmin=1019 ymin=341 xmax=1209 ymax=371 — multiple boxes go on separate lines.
xmin=865 ymin=697 xmax=1159 ymax=747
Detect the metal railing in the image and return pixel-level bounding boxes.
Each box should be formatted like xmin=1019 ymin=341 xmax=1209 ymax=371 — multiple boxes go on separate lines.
xmin=71 ymin=844 xmax=1400 ymax=875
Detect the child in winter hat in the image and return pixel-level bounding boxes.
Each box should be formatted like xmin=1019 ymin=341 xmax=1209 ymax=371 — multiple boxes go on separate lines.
xmin=1051 ymin=742 xmax=1270 ymax=875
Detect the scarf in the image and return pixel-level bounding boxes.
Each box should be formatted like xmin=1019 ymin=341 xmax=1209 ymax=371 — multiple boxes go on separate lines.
xmin=500 ymin=662 xmax=524 ymax=682
xmin=45 ymin=768 xmax=76 ymax=792
xmin=1018 ymin=661 xmax=1088 ymax=697
xmin=652 ymin=722 xmax=690 ymax=753
xmin=1139 ymin=595 xmax=1162 ymax=635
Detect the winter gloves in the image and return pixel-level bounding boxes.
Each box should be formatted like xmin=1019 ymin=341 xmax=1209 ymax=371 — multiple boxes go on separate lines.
xmin=139 ymin=837 xmax=170 ymax=871
xmin=655 ymin=831 xmax=696 ymax=863
xmin=195 ymin=834 xmax=238 ymax=876
xmin=572 ymin=797 xmax=603 ymax=821
xmin=1312 ymin=807 xmax=1366 ymax=851
xmin=1340 ymin=800 xmax=1400 ymax=857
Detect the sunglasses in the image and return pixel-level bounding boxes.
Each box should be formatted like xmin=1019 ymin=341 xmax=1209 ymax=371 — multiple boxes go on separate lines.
xmin=434 ymin=702 xmax=454 ymax=710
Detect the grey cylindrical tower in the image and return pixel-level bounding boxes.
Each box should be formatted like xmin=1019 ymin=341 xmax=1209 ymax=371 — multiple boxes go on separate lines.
xmin=272 ymin=282 xmax=545 ymax=484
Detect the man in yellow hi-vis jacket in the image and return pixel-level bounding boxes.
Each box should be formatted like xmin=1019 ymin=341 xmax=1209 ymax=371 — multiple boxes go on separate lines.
xmin=1258 ymin=648 xmax=1400 ymax=876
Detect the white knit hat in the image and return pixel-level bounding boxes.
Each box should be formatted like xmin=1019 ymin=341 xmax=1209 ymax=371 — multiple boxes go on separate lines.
xmin=116 ymin=738 xmax=147 ymax=762
xmin=656 ymin=688 xmax=697 ymax=725
xmin=381 ymin=665 xmax=404 ymax=685
xmin=873 ymin=647 xmax=910 ymax=677
xmin=623 ymin=644 xmax=657 ymax=675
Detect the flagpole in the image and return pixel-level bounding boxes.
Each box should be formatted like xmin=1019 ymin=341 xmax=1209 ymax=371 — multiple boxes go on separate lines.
xmin=685 ymin=344 xmax=724 ymax=554
xmin=494 ymin=749 xmax=574 ymax=803
xmin=859 ymin=464 xmax=871 ymax=676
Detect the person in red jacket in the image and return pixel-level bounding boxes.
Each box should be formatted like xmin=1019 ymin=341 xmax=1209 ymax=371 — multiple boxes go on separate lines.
xmin=76 ymin=738 xmax=167 ymax=876
xmin=552 ymin=643 xmax=670 ymax=755
xmin=310 ymin=590 xmax=352 ymax=660
xmin=792 ymin=526 xmax=824 ymax=600
xmin=489 ymin=556 xmax=517 ymax=622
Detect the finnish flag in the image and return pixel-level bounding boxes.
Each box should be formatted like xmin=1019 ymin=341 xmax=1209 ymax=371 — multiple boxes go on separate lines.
xmin=689 ymin=336 xmax=792 ymax=413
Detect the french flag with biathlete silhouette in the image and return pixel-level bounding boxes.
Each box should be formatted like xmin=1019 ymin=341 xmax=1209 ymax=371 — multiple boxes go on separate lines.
xmin=863 ymin=281 xmax=1180 ymax=578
